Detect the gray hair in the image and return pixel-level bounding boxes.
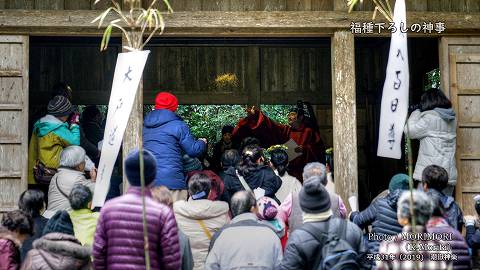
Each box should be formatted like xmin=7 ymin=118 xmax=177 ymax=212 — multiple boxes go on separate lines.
xmin=68 ymin=184 xmax=92 ymax=210
xmin=397 ymin=190 xmax=434 ymax=226
xmin=303 ymin=162 xmax=327 ymax=186
xmin=59 ymin=146 xmax=86 ymax=168
xmin=230 ymin=191 xmax=256 ymax=217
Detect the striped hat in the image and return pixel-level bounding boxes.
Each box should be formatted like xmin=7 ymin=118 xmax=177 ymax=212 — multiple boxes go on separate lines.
xmin=48 ymin=95 xmax=73 ymax=117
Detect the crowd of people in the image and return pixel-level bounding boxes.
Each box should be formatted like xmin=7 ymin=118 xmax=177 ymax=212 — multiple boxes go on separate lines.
xmin=1 ymin=85 xmax=479 ymax=270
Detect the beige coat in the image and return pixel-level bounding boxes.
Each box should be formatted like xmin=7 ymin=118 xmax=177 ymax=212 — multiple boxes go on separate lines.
xmin=274 ymin=171 xmax=302 ymax=203
xmin=43 ymin=168 xmax=95 ymax=219
xmin=173 ymin=199 xmax=230 ymax=270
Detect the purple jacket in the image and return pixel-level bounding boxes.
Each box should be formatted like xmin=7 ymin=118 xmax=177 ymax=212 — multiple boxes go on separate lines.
xmin=427 ymin=217 xmax=471 ymax=270
xmin=93 ymin=187 xmax=181 ymax=270
xmin=0 ymin=231 xmax=20 ymax=270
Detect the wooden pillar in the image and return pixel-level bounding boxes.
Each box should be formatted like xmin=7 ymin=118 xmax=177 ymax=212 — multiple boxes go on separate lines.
xmin=122 ymin=37 xmax=143 ymax=193
xmin=331 ymin=31 xmax=358 ymax=210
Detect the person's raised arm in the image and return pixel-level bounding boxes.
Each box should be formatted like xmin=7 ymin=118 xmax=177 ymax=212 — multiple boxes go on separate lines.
xmin=178 ymin=122 xmax=207 ymax=157
xmin=351 ymin=200 xmax=378 ymax=230
xmin=233 ymin=106 xmax=290 ymax=146
xmin=404 ymin=110 xmax=430 ymax=139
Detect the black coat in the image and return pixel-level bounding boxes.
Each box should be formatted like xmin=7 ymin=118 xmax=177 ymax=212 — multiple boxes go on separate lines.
xmin=20 ymin=216 xmax=48 ymax=261
xmin=280 ymin=217 xmax=369 ymax=270
xmin=428 ymin=189 xmax=464 ymax=231
xmin=351 ymin=189 xmax=404 ymax=254
xmin=220 ymin=166 xmax=282 ymax=203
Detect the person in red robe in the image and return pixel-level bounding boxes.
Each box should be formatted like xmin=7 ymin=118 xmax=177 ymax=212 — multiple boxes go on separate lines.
xmin=232 ymin=106 xmax=325 ymax=181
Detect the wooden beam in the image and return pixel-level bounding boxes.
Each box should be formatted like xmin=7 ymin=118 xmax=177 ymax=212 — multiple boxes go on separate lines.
xmin=331 ymin=30 xmax=357 ymax=211
xmin=1 ymin=10 xmax=480 ymax=36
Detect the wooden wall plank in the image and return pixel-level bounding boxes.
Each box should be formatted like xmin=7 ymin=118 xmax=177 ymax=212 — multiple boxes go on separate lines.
xmin=440 ymin=0 xmax=451 ymax=12
xmin=202 ymin=0 xmax=230 ymax=11
xmin=91 ymin=0 xmax=115 ymax=10
xmin=5 ymin=0 xmax=34 ymax=9
xmin=333 ymin=0 xmax=345 ymax=10
xmin=262 ymin=0 xmax=286 ymax=11
xmin=246 ymin=46 xmax=260 ymax=106
xmin=167 ymin=0 xmax=187 ymax=11
xmin=451 ymin=0 xmax=467 ymax=12
xmin=243 ymin=0 xmax=261 ymax=11
xmin=428 ymin=0 xmax=442 ymax=11
xmin=287 ymin=0 xmax=311 ymax=11
xmin=34 ymin=0 xmax=64 ymax=10
xmin=331 ymin=30 xmax=357 ymax=209
xmin=312 ymin=0 xmax=333 ymax=10
xmin=407 ymin=0 xmax=427 ymax=11
xmin=0 ymin=35 xmax=28 ymax=211
xmin=65 ymin=0 xmax=91 ymax=10
xmin=184 ymin=0 xmax=201 ymax=10
xmin=466 ymin=0 xmax=480 ymax=12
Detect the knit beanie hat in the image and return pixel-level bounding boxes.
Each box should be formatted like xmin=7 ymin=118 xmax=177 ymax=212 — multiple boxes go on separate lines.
xmin=388 ymin=173 xmax=410 ymax=193
xmin=257 ymin=196 xmax=279 ymax=221
xmin=183 ymin=154 xmax=203 ymax=174
xmin=221 ymin=125 xmax=234 ymax=135
xmin=125 ymin=149 xmax=157 ymax=187
xmin=42 ymin=210 xmax=74 ymax=236
xmin=47 ymin=95 xmax=73 ymax=117
xmin=155 ymin=92 xmax=178 ymax=112
xmin=299 ymin=178 xmax=331 ymax=214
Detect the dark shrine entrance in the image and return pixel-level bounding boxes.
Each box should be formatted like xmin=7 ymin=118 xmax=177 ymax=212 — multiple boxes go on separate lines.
xmin=355 ymin=37 xmax=439 ymax=209
xmin=28 ymin=36 xmax=439 ymax=209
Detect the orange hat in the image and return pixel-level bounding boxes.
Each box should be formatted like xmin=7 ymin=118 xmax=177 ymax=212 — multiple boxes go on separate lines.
xmin=155 ymin=92 xmax=178 ymax=112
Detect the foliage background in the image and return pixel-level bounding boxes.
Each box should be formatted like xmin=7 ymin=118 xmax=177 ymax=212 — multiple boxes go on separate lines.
xmin=143 ymin=104 xmax=294 ymax=152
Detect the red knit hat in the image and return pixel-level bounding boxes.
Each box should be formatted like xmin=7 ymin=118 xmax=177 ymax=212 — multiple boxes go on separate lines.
xmin=155 ymin=92 xmax=178 ymax=112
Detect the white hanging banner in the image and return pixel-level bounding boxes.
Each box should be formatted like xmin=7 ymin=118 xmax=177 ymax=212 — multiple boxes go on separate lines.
xmin=92 ymin=50 xmax=150 ymax=208
xmin=377 ymin=0 xmax=409 ymax=159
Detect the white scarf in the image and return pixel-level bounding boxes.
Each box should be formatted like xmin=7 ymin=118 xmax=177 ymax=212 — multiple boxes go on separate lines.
xmin=303 ymin=209 xmax=333 ymax=223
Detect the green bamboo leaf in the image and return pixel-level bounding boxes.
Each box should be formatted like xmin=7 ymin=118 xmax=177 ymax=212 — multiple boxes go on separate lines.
xmin=136 ymin=9 xmax=148 ymax=25
xmin=163 ymin=0 xmax=173 ymax=13
xmin=347 ymin=0 xmax=359 ymax=13
xmin=110 ymin=18 xmax=121 ymax=24
xmin=147 ymin=9 xmax=154 ymax=29
xmin=157 ymin=10 xmax=165 ymax=32
xmin=151 ymin=9 xmax=160 ymax=29
xmin=100 ymin=24 xmax=113 ymax=51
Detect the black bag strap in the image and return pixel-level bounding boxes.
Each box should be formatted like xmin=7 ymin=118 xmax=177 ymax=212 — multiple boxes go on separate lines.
xmin=301 ymin=218 xmax=347 ymax=243
xmin=299 ymin=218 xmax=331 ymax=245
xmin=299 ymin=220 xmax=331 ymax=268
xmin=55 ymin=175 xmax=69 ymax=199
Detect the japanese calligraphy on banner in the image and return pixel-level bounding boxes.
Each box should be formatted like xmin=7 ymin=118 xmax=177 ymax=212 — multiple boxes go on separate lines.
xmin=92 ymin=50 xmax=150 ymax=208
xmin=377 ymin=0 xmax=409 ymax=159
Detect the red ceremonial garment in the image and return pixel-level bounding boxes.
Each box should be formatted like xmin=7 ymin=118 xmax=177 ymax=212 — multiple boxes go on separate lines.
xmin=233 ymin=110 xmax=325 ymax=181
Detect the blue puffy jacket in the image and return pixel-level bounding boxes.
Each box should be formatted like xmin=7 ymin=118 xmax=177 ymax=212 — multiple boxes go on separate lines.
xmin=143 ymin=109 xmax=206 ymax=189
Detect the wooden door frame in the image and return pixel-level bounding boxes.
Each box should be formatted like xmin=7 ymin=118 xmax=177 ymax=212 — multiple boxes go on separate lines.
xmin=440 ymin=37 xmax=480 ymax=214
xmin=0 ymin=35 xmax=29 ymax=211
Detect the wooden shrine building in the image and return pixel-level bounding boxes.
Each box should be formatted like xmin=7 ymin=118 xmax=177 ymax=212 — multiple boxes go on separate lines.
xmin=0 ymin=0 xmax=479 ymax=214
